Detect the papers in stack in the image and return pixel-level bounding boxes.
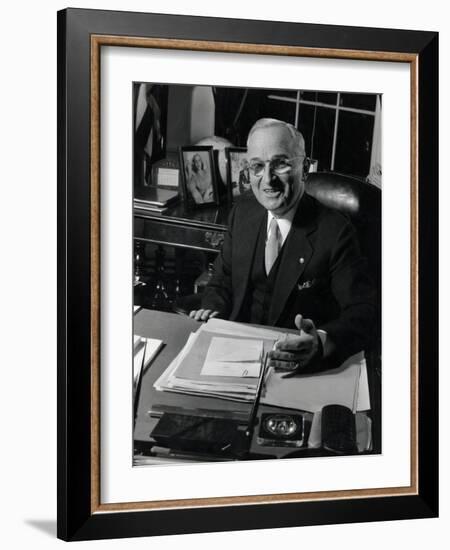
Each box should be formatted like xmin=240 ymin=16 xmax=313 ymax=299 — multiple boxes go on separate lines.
xmin=201 ymin=337 xmax=264 ymax=378
xmin=261 ymin=351 xmax=367 ymax=412
xmin=154 ymin=320 xmax=282 ymax=401
xmin=153 ymin=319 xmax=370 ymax=412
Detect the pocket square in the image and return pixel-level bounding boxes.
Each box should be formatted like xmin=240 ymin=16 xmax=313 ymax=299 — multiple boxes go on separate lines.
xmin=298 ymin=279 xmax=315 ymax=291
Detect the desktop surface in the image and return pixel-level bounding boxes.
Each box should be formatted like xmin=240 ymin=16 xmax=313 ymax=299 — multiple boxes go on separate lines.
xmin=133 ymin=309 xmax=372 ymax=463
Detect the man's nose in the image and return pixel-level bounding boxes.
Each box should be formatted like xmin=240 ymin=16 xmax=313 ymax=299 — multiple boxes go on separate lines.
xmin=261 ymin=161 xmax=276 ymax=185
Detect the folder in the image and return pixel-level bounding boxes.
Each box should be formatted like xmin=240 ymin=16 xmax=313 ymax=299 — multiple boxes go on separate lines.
xmin=154 ymin=319 xmax=370 ymax=412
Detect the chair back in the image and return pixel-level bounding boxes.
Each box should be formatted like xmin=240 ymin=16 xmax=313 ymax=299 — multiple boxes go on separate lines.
xmin=305 ymin=171 xmax=381 ymax=296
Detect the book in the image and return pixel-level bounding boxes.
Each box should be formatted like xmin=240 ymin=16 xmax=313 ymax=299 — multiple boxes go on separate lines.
xmin=134 ymin=186 xmax=179 ymax=207
xmin=134 ymin=203 xmax=170 ymax=214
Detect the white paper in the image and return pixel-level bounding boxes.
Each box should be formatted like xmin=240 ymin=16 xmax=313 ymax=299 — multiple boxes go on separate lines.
xmin=356 ymin=360 xmax=371 ymax=411
xmin=205 ymin=336 xmax=263 ymax=363
xmin=262 ymin=352 xmax=364 ymax=412
xmin=201 ymin=361 xmax=261 ymax=378
xmin=154 ymin=331 xmax=260 ymax=400
xmin=201 ymin=336 xmax=263 ymax=377
xmin=203 ymin=318 xmax=283 ymax=340
xmin=157 ymin=167 xmax=179 ymax=187
xmin=133 ymin=336 xmax=164 ymax=386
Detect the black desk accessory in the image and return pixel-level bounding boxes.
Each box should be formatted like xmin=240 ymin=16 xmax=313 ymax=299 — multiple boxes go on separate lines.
xmin=250 ymin=352 xmax=307 ymax=448
xmin=321 ymin=404 xmax=357 ymax=454
xmin=257 ymin=413 xmax=305 ymax=447
xmin=148 ymin=353 xmax=276 ymax=460
xmin=150 ymin=413 xmax=248 ymax=456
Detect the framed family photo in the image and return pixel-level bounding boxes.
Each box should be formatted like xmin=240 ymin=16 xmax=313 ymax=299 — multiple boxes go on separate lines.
xmin=58 ymin=7 xmax=438 ymax=542
xmin=226 ymin=146 xmax=251 ymax=200
xmin=179 ymin=146 xmax=219 ymax=207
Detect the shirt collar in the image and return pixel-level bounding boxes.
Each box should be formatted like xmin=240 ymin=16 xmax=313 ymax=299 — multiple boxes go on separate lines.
xmin=266 ymin=192 xmax=303 ymax=245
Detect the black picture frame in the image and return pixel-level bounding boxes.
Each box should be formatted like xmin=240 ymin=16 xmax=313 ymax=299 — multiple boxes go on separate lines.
xmin=225 ymin=146 xmax=250 ymax=202
xmin=179 ymin=146 xmax=220 ymax=208
xmin=57 ymin=7 xmax=438 ymax=542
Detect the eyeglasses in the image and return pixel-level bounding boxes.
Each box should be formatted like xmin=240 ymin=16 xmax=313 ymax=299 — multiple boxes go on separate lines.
xmin=248 ymin=156 xmax=306 ymax=177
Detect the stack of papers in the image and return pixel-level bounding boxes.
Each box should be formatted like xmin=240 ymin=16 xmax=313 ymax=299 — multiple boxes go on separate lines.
xmin=201 ymin=337 xmax=264 ymax=377
xmin=153 ymin=318 xmax=370 ymax=411
xmin=261 ymin=351 xmax=366 ymax=412
xmin=154 ymin=320 xmax=282 ymax=401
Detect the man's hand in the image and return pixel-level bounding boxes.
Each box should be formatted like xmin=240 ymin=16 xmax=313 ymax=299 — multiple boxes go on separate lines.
xmin=189 ymin=309 xmax=220 ymax=322
xmin=268 ymin=314 xmax=321 ymax=374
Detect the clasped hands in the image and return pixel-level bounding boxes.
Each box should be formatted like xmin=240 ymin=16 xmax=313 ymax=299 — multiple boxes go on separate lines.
xmin=189 ymin=310 xmax=321 ymax=374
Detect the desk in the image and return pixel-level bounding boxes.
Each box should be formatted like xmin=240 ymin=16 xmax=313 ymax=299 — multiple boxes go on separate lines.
xmin=133 ymin=203 xmax=232 ymax=309
xmin=134 ymin=202 xmax=232 ymax=253
xmin=134 ymin=309 xmax=372 ymax=463
xmin=134 ymin=309 xmax=250 ymax=442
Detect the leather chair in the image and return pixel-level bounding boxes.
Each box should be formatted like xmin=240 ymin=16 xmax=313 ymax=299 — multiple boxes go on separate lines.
xmin=305 ymin=172 xmax=381 ymax=452
xmin=305 ymin=172 xmax=381 ymax=301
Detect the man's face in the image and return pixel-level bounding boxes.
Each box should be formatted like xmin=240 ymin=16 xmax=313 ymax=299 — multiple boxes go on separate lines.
xmin=247 ymin=125 xmax=304 ymax=216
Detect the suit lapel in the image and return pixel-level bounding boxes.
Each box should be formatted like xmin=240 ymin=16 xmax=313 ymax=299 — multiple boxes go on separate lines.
xmin=268 ymin=194 xmax=318 ymax=326
xmin=230 ymin=201 xmax=266 ymax=320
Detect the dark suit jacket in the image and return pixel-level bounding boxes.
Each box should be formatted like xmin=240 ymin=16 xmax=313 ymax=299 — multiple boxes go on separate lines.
xmin=201 ymin=192 xmax=378 ymax=365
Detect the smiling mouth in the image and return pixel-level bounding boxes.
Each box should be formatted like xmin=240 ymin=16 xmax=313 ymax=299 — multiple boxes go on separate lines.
xmin=263 ymin=188 xmax=282 ymax=195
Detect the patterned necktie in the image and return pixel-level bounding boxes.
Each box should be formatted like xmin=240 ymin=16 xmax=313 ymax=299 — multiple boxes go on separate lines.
xmin=265 ymin=217 xmax=282 ymax=275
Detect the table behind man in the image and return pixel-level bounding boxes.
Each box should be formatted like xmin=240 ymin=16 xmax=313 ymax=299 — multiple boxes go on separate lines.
xmin=190 ymin=118 xmax=378 ymax=373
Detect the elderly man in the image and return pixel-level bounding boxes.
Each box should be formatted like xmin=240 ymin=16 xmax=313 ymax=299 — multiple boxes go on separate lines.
xmin=190 ymin=118 xmax=377 ymax=373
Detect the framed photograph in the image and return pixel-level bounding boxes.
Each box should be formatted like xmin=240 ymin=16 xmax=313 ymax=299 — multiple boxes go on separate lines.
xmin=179 ymin=146 xmax=219 ymax=207
xmin=57 ymin=8 xmax=438 ymax=542
xmin=151 ymin=159 xmax=181 ymax=191
xmin=226 ymin=147 xmax=251 ymax=200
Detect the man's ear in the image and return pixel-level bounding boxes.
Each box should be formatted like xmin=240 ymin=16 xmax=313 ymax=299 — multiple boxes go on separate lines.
xmin=303 ymin=157 xmax=311 ymax=178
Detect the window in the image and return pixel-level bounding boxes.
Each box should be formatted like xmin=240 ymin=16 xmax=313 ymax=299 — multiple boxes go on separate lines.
xmin=267 ymin=90 xmax=381 ymax=179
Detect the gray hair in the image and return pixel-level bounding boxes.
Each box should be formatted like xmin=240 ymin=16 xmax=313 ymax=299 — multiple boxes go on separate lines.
xmin=247 ymin=118 xmax=305 ymax=156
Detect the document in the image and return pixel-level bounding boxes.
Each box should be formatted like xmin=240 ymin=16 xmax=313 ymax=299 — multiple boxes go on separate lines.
xmin=153 ymin=318 xmax=370 ymax=410
xmin=261 ymin=351 xmax=366 ymax=413
xmin=201 ymin=337 xmax=263 ymax=378
xmin=157 ymin=168 xmax=179 ymax=188
xmin=154 ymin=329 xmax=274 ymax=401
xmin=204 ymin=319 xmax=370 ymax=412
xmin=201 ymin=361 xmax=261 ymax=378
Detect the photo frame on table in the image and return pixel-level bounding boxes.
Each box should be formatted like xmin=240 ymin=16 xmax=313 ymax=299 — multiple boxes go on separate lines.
xmin=225 ymin=147 xmax=250 ymax=201
xmin=179 ymin=146 xmax=220 ymax=208
xmin=57 ymin=8 xmax=438 ymax=542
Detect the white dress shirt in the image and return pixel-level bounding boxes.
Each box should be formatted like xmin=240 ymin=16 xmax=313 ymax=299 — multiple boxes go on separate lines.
xmin=266 ymin=205 xmax=297 ymax=246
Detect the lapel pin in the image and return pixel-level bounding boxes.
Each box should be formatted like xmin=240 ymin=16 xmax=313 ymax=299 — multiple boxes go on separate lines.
xmin=298 ymin=279 xmax=315 ymax=290
xmin=299 ymin=257 xmax=305 ymax=264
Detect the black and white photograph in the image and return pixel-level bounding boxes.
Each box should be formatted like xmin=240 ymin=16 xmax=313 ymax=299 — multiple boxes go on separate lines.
xmin=133 ymin=82 xmax=382 ymax=465
xmin=226 ymin=147 xmax=251 ymax=199
xmin=179 ymin=146 xmax=219 ymax=207
xmin=54 ymin=5 xmax=440 ymax=543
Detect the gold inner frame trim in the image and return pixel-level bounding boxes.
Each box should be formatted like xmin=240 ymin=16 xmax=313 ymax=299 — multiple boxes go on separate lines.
xmin=90 ymin=34 xmax=419 ymax=514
